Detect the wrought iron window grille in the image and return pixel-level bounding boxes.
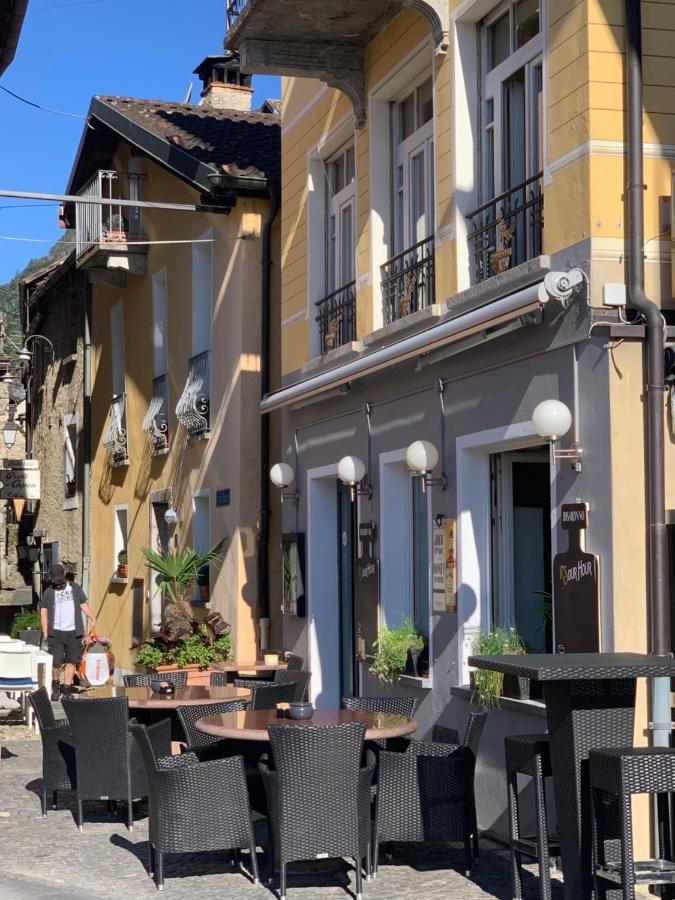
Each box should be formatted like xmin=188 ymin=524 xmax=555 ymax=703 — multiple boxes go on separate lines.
xmin=175 ymin=351 xmax=210 ymax=439
xmin=315 ymin=281 xmax=357 ymax=355
xmin=103 ymin=393 xmax=129 ymax=464
xmin=142 ymin=374 xmax=169 ymax=452
xmin=381 ymin=236 xmax=435 ymax=326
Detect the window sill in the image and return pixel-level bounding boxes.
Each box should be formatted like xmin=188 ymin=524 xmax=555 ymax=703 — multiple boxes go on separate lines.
xmin=188 ymin=430 xmax=210 ymax=445
xmin=451 ymin=684 xmax=546 ymax=716
xmin=111 ymin=459 xmax=129 ymax=469
xmin=63 ymin=499 xmax=79 ymax=511
xmin=397 ymin=673 xmax=432 ymax=690
xmin=109 ymin=576 xmax=129 ymax=585
xmin=153 ymin=446 xmax=170 ymax=457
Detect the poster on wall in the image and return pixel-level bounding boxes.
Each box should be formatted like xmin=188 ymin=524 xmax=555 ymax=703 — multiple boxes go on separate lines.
xmin=281 ymin=533 xmax=306 ymax=617
xmin=432 ymin=518 xmax=456 ymax=613
xmin=553 ymin=502 xmax=600 ymax=652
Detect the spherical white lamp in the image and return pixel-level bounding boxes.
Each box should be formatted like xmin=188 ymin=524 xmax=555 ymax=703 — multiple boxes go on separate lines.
xmin=532 ymin=399 xmax=573 ymax=441
xmin=406 ymin=440 xmax=440 ymax=474
xmin=337 ymin=455 xmax=366 ymax=486
xmin=270 ymin=462 xmax=294 ymax=489
xmin=164 ymin=506 xmax=178 ymax=527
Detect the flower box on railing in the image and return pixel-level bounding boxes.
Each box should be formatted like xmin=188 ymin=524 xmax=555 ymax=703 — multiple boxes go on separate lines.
xmin=381 ymin=236 xmax=435 ymax=325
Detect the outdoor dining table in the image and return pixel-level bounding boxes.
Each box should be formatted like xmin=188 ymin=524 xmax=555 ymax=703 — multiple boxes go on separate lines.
xmin=469 ymin=652 xmax=675 ymax=900
xmin=210 ymin=660 xmax=288 ymax=680
xmin=194 ymin=707 xmax=418 ymax=742
xmin=83 ymin=684 xmax=252 ymax=707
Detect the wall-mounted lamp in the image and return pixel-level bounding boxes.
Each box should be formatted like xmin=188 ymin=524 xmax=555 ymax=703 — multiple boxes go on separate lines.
xmin=337 ymin=455 xmax=372 ymax=502
xmin=270 ymin=462 xmax=299 ymax=505
xmin=19 ymin=333 xmax=54 ymax=366
xmin=3 ymin=418 xmax=19 ymax=450
xmin=532 ymin=399 xmax=583 ymax=472
xmin=164 ymin=506 xmax=179 ymax=527
xmin=406 ymin=440 xmax=447 ymax=492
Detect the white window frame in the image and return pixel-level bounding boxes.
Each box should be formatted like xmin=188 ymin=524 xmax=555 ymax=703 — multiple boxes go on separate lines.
xmin=63 ymin=413 xmax=78 ymax=511
xmin=152 ymin=267 xmax=168 ymax=379
xmin=191 ymin=229 xmax=213 ymax=357
xmin=325 ymin=142 xmax=356 ymax=294
xmin=110 ymin=299 xmax=126 ymax=399
xmin=113 ymin=504 xmax=128 ymax=581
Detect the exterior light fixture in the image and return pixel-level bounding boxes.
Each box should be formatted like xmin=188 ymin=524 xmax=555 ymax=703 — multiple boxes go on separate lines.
xmin=3 ymin=419 xmax=18 ymax=449
xmin=164 ymin=506 xmax=179 ymax=527
xmin=270 ymin=462 xmax=299 ymax=505
xmin=337 ymin=455 xmax=372 ymax=501
xmin=405 ymin=440 xmax=447 ymax=492
xmin=531 ymin=399 xmax=583 ymax=472
xmin=18 ymin=333 xmax=55 ymax=367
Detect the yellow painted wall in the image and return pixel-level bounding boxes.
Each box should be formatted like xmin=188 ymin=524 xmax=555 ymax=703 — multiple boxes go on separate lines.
xmin=89 ymin=153 xmax=276 ymax=670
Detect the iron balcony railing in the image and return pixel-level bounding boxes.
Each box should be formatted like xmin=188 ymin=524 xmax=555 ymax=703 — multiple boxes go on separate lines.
xmin=142 ymin=374 xmax=169 ymax=452
xmin=175 ymin=351 xmax=210 ymax=438
xmin=316 ymin=281 xmax=357 ymax=354
xmin=75 ymin=170 xmax=144 ymax=260
xmin=102 ymin=393 xmax=128 ymax=464
xmin=381 ymin=236 xmax=435 ymax=325
xmin=226 ymin=0 xmax=248 ymax=30
xmin=466 ymin=172 xmax=544 ymax=284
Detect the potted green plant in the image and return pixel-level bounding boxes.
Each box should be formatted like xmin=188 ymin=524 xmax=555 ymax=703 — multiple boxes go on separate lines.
xmin=117 ymin=549 xmax=128 ymax=579
xmin=470 ymin=627 xmax=526 ymax=709
xmin=370 ymin=619 xmax=425 ymax=685
xmin=10 ymin=608 xmax=41 ymax=646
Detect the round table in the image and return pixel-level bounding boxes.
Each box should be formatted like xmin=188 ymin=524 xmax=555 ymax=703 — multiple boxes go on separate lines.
xmin=84 ymin=684 xmax=251 ymax=708
xmin=195 ymin=708 xmax=417 ymax=741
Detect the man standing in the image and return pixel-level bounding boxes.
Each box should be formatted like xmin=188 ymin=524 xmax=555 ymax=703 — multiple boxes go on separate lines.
xmin=40 ymin=564 xmax=96 ymax=700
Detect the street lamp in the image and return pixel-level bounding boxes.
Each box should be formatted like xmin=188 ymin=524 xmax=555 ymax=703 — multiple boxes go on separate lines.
xmin=531 ymin=399 xmax=583 ymax=471
xmin=164 ymin=506 xmax=179 ymax=527
xmin=18 ymin=333 xmax=55 ymax=366
xmin=405 ymin=440 xmax=447 ymax=492
xmin=337 ymin=455 xmax=372 ymax=502
xmin=269 ymin=462 xmax=299 ymax=505
xmin=3 ymin=419 xmax=18 ymax=449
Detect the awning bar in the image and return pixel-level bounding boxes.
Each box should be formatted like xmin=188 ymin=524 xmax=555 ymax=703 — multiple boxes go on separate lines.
xmin=261 ymin=280 xmax=547 ymax=414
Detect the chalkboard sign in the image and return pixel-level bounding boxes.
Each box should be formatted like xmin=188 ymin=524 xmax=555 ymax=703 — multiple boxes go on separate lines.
xmin=355 ymin=555 xmax=379 ymax=660
xmin=553 ymin=503 xmax=600 ymax=652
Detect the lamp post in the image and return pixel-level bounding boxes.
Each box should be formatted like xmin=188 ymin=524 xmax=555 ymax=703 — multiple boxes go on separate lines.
xmin=3 ymin=418 xmax=18 ymax=450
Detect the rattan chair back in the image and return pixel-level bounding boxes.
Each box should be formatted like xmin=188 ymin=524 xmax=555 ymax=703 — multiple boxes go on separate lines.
xmin=124 ymin=671 xmax=188 ymax=688
xmin=209 ymin=670 xmax=229 ymax=687
xmin=341 ymin=695 xmax=418 ymax=718
xmin=234 ymin=680 xmax=297 ymax=709
xmin=267 ymin=722 xmax=370 ymax=862
xmin=284 ymin=653 xmax=304 ymax=671
xmin=177 ymin=699 xmax=249 ymax=748
xmin=29 ymin=687 xmax=77 ymax=812
xmin=29 ymin=686 xmax=57 ymax=728
xmin=273 ymin=669 xmax=310 ymax=701
xmin=463 ymin=708 xmax=488 ymax=758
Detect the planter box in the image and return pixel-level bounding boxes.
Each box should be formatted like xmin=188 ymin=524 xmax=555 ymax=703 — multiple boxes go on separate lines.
xmin=154 ymin=664 xmax=217 ymax=686
xmin=19 ymin=629 xmax=40 ymax=647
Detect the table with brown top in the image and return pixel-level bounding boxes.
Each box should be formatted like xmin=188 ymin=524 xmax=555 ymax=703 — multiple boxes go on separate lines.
xmin=211 ymin=661 xmax=288 ymax=679
xmin=84 ymin=684 xmax=251 ymax=707
xmin=195 ymin=708 xmax=418 ymax=742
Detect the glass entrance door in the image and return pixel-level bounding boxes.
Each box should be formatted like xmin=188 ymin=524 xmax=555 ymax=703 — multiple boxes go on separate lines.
xmin=337 ymin=483 xmax=357 ymax=698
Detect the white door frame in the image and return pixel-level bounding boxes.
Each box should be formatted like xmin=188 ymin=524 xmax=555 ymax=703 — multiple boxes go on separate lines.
xmin=456 ymin=421 xmax=556 ymax=684
xmin=306 ymin=464 xmax=340 ymax=708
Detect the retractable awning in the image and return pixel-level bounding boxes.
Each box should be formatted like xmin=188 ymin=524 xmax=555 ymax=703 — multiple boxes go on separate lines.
xmin=261 ymin=280 xmax=547 ymax=414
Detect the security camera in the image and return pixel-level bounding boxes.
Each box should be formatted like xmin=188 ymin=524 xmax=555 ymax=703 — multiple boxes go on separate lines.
xmin=538 ymin=269 xmax=585 ymax=304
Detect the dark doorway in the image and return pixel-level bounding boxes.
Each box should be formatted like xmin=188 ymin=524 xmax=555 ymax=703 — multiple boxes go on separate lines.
xmin=337 ymin=483 xmax=357 ymax=698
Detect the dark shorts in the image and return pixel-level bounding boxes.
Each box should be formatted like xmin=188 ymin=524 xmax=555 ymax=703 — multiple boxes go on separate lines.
xmin=48 ymin=630 xmax=82 ymax=668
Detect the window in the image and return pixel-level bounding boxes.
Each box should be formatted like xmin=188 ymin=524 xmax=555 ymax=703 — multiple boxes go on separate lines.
xmin=192 ymin=233 xmax=212 ymax=357
xmin=325 ymin=143 xmax=356 ymax=293
xmin=152 ymin=268 xmax=168 ymax=379
xmin=104 ymin=300 xmax=128 ymax=464
xmin=392 ymin=76 xmax=435 ymax=254
xmin=110 ymin=299 xmax=126 ymax=398
xmin=113 ymin=505 xmax=128 ymax=581
xmin=63 ymin=414 xmax=78 ymax=510
xmin=192 ymin=493 xmax=210 ymax=605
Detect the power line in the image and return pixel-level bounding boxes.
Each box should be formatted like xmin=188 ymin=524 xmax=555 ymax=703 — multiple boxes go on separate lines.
xmin=0 ymin=235 xmax=247 ymax=246
xmin=0 ymin=204 xmax=54 ymax=210
xmin=0 ymin=85 xmax=89 ymax=122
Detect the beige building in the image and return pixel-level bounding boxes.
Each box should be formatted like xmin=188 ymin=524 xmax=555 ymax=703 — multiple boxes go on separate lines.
xmin=56 ymin=54 xmax=281 ymax=672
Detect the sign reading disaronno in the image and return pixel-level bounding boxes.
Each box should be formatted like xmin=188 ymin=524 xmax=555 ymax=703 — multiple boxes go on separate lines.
xmin=0 ymin=459 xmax=40 ymax=500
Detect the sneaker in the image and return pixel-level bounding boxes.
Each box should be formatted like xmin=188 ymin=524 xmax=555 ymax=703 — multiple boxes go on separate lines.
xmin=60 ymin=684 xmax=73 ymax=697
xmin=50 ymin=682 xmax=61 ymax=702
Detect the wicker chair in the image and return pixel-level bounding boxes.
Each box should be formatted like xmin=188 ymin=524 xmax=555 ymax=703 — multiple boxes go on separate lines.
xmin=272 ymin=669 xmax=310 ymax=702
xmin=342 ymin=696 xmax=418 ymax=719
xmin=373 ymin=739 xmax=480 ymax=877
xmin=62 ymin=695 xmax=171 ymax=831
xmin=284 ymin=653 xmax=304 ymax=671
xmin=29 ymin=687 xmax=77 ymax=817
xmin=176 ymin=699 xmax=249 ymax=750
xmin=130 ymin=721 xmax=260 ymax=890
xmin=260 ymin=722 xmax=375 ymax=900
xmin=124 ymin=671 xmax=188 ymax=688
xmin=233 ymin=680 xmax=297 ymax=710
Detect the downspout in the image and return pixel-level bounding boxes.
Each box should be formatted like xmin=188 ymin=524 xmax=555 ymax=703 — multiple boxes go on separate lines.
xmin=625 ymin=0 xmax=670 ymax=744
xmin=81 ymin=288 xmax=92 ymax=596
xmin=258 ymin=180 xmax=280 ymax=650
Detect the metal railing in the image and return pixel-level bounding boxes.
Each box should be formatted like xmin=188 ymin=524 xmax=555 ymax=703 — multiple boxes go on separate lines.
xmin=381 ymin=236 xmax=435 ymax=325
xmin=102 ymin=393 xmax=128 ymax=464
xmin=142 ymin=374 xmax=169 ymax=452
xmin=226 ymin=0 xmax=248 ymax=30
xmin=316 ymin=281 xmax=357 ymax=354
xmin=175 ymin=351 xmax=210 ymax=438
xmin=75 ymin=170 xmax=143 ymax=259
xmin=466 ymin=173 xmax=544 ymax=283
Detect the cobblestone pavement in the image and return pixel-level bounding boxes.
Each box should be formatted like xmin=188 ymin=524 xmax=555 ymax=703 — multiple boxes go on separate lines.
xmin=0 ymin=721 xmax=565 ymax=900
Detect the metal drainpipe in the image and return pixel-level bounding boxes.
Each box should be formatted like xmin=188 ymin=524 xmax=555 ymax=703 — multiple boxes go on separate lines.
xmin=258 ymin=181 xmax=280 ymax=651
xmin=625 ymin=0 xmax=671 ymax=746
xmin=81 ymin=288 xmax=92 ymax=596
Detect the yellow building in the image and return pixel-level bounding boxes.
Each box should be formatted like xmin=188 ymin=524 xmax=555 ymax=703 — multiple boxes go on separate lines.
xmin=227 ymin=0 xmax=675 ymax=857
xmin=61 ymin=54 xmax=281 ymax=672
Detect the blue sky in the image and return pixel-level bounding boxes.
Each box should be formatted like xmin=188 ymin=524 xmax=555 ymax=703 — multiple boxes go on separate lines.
xmin=0 ymin=0 xmax=280 ymax=284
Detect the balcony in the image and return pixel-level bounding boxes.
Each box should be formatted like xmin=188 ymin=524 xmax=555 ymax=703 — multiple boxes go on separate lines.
xmin=381 ymin=237 xmax=435 ymax=326
xmin=75 ymin=170 xmax=147 ymax=277
xmin=225 ymin=0 xmax=450 ymax=125
xmin=142 ymin=375 xmax=170 ymax=454
xmin=316 ymin=281 xmax=356 ymax=355
xmin=103 ymin=394 xmax=129 ymax=466
xmin=175 ymin=351 xmax=210 ymax=441
xmin=466 ymin=174 xmax=544 ymax=284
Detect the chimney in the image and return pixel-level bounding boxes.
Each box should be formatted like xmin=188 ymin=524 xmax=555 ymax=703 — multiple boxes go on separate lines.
xmin=193 ymin=52 xmax=254 ymax=112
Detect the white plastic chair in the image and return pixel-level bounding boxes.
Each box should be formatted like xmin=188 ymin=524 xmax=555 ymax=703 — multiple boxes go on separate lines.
xmin=0 ymin=650 xmax=38 ymax=727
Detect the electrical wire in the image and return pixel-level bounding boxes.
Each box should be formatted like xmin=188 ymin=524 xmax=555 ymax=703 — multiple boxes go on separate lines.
xmin=0 ymin=234 xmax=249 ymax=246
xmin=0 ymin=84 xmax=89 ymax=122
xmin=0 ymin=204 xmax=54 ymax=210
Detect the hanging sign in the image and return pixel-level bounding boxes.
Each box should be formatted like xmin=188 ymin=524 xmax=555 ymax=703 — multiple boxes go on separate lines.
xmin=432 ymin=518 xmax=456 ymax=613
xmin=553 ymin=502 xmax=600 ymax=653
xmin=0 ymin=460 xmax=40 ymax=500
